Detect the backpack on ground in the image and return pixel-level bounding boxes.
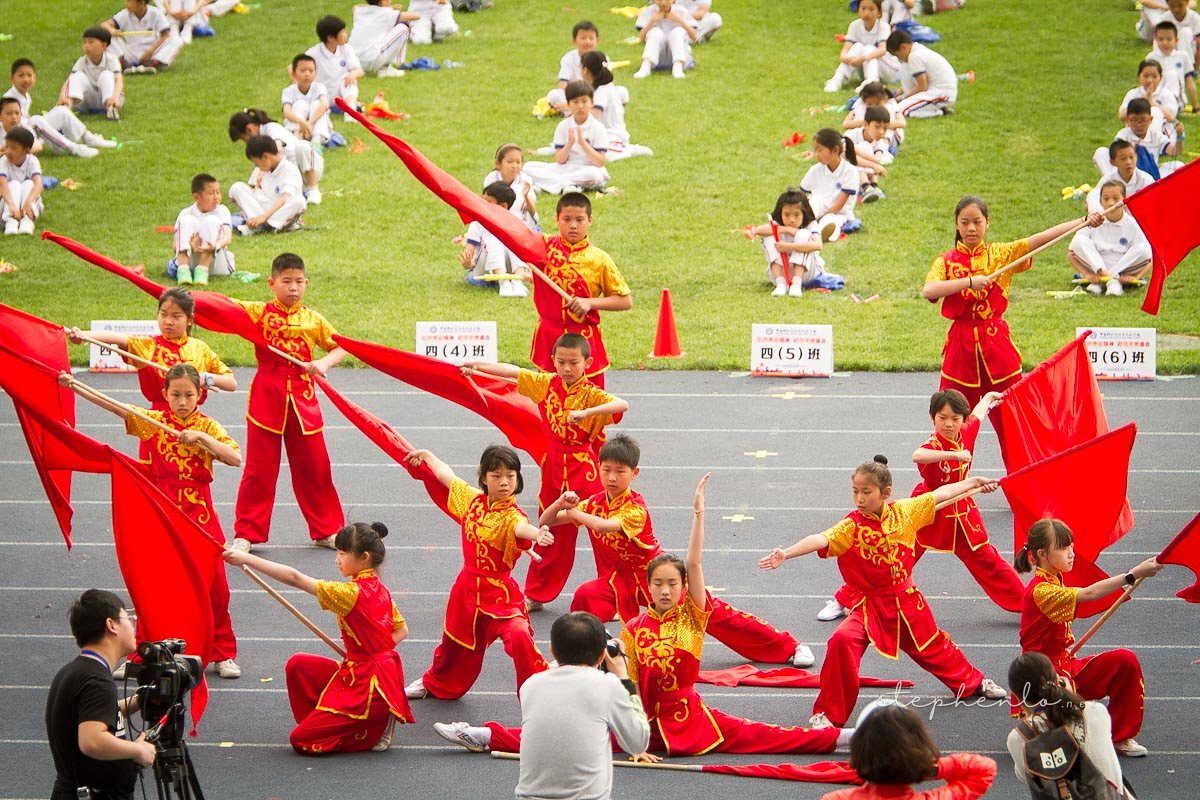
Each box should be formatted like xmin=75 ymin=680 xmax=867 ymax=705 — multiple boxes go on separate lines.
xmin=1015 ymin=720 xmax=1123 ymax=800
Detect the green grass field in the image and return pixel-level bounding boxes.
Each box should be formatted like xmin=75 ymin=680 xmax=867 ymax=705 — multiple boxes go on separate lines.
xmin=1 ymin=0 xmax=1197 ymax=371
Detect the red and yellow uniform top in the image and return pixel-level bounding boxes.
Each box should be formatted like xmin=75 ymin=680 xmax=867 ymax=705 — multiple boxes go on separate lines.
xmin=819 ymin=494 xmax=940 ymax=659
xmin=124 ymin=333 xmax=231 ymax=408
xmin=443 ymin=477 xmax=534 ymax=650
xmin=313 ymin=568 xmax=414 ymax=723
xmin=910 ymin=416 xmax=989 ymax=552
xmin=925 ymin=239 xmax=1032 ymax=389
xmin=517 ymin=368 xmax=622 ymax=450
xmin=622 ymin=593 xmax=724 ymax=754
xmin=530 ymin=234 xmax=631 ymax=376
xmin=1019 ymin=567 xmax=1079 ymax=678
xmin=236 ymin=299 xmax=337 ymax=434
xmin=125 ymin=406 xmax=238 ymax=535
xmin=579 ymin=488 xmax=662 ymax=621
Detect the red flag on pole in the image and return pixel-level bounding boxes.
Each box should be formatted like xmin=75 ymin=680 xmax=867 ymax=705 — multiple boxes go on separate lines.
xmin=334 ymin=334 xmax=547 ymax=465
xmin=1158 ymin=510 xmax=1200 ymax=603
xmin=334 ymin=98 xmax=549 ymax=267
xmin=0 ymin=340 xmax=110 ymax=547
xmin=992 ymin=331 xmax=1133 ymax=543
xmin=999 ymin=424 xmax=1138 ymax=617
xmin=1122 ymin=157 xmax=1200 ymax=314
xmin=313 ymin=376 xmax=452 ymax=517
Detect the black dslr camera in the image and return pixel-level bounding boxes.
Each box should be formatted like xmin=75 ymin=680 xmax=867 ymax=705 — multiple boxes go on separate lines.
xmin=137 ymin=639 xmax=202 ymax=728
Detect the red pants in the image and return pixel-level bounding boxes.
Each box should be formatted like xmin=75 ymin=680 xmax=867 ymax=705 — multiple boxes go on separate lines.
xmin=570 ymin=576 xmax=625 ymax=622
xmin=525 ymin=453 xmax=602 ymax=604
xmin=814 ymin=610 xmax=984 ymax=727
xmin=233 ymin=410 xmax=343 ymax=543
xmin=483 ymin=708 xmax=838 ymax=756
xmin=913 ymin=541 xmax=1025 ymax=614
xmin=286 ymin=653 xmax=391 ymax=754
xmin=1072 ymin=649 xmax=1144 ymax=742
xmin=422 ymin=614 xmax=547 ymax=699
xmin=709 ymin=597 xmax=799 ymax=664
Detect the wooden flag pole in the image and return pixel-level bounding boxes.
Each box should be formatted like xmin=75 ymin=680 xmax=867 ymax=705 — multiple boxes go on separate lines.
xmin=238 ymin=565 xmax=346 ymax=658
xmin=68 ymin=330 xmax=168 ymax=374
xmin=991 ymin=205 xmax=1122 ymax=281
xmin=934 ymin=485 xmax=985 ymax=511
xmin=1069 ymin=577 xmax=1143 ymax=656
xmin=490 ymin=751 xmax=703 ymax=772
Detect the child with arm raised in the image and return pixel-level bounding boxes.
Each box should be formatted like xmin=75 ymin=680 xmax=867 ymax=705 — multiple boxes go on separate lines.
xmin=401 ymin=446 xmax=553 ymax=700
xmin=761 ymin=456 xmax=1008 ymax=730
xmin=223 ymin=522 xmax=413 ymax=752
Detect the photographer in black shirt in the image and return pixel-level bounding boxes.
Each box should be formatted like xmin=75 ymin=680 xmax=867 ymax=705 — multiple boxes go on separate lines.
xmin=45 ymin=590 xmax=156 ymax=800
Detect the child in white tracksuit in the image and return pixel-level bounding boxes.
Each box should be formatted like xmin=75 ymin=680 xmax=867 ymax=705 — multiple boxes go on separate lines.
xmin=306 ymin=15 xmax=364 ymax=112
xmin=173 ymin=173 xmax=235 ymax=284
xmin=826 ymin=0 xmax=897 ymax=93
xmin=800 ymin=128 xmax=859 ymax=241
xmin=523 ymin=81 xmax=609 ymax=195
xmin=409 ymin=0 xmax=459 ymax=45
xmin=634 ymin=0 xmax=697 ymax=79
xmin=1 ymin=127 xmax=43 ymax=235
xmin=228 ymin=135 xmax=307 ymax=234
xmin=1067 ymin=180 xmax=1151 ymax=296
xmin=745 ymin=188 xmax=828 ymax=297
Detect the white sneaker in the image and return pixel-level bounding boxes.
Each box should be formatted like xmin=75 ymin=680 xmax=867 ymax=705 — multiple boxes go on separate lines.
xmin=498 ymin=278 xmax=514 ymax=297
xmin=433 ymin=721 xmax=488 ymax=752
xmin=405 ymin=678 xmax=428 ymax=699
xmin=975 ymin=677 xmax=1008 ymax=699
xmin=633 ymin=64 xmax=651 ymax=79
xmin=376 ymin=66 xmax=406 ymax=78
xmin=824 ymin=78 xmax=843 ymax=93
xmin=1106 ymin=278 xmax=1124 ymax=296
xmin=4 ymin=219 xmax=17 ymax=235
xmin=106 ymin=104 xmax=120 ymax=121
xmin=1086 ymin=282 xmax=1103 ymax=295
xmin=817 ymin=599 xmax=847 ymax=622
xmin=791 ymin=643 xmax=815 ymax=667
xmin=229 ymin=537 xmax=252 ymax=553
xmin=511 ymin=280 xmax=528 ymax=297
xmin=213 ymin=659 xmax=241 ymax=679
xmin=305 ymin=187 xmax=322 ymax=205
xmin=236 ymin=223 xmax=255 ymax=236
xmin=17 ymin=217 xmax=34 ymax=235
xmin=808 ymin=712 xmax=834 ymax=730
xmin=1115 ymin=737 xmax=1148 ymax=757
xmin=72 ymin=144 xmax=99 ymax=158
xmin=672 ymin=63 xmax=686 ymax=79
xmin=771 ymin=280 xmax=787 ymax=297
xmin=372 ymin=718 xmax=396 ymax=751
xmin=313 ymin=535 xmax=336 ymax=549
xmin=82 ymin=132 xmax=117 ymax=149
xmin=788 ymin=280 xmax=804 ymax=297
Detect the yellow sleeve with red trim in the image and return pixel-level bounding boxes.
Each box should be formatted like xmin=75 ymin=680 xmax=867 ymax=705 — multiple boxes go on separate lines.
xmin=315 ymin=579 xmax=360 ymax=616
xmin=516 ymin=368 xmax=552 ymax=404
xmin=391 ymin=603 xmax=406 ymax=630
xmin=820 ymin=518 xmax=857 ymax=559
xmin=1032 ymin=581 xmax=1078 ymax=623
xmin=447 ymin=477 xmax=481 ymax=524
xmin=124 ymin=407 xmax=167 ymax=442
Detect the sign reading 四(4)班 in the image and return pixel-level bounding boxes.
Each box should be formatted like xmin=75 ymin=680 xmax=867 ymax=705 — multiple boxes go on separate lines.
xmin=415 ymin=321 xmax=498 ymax=366
xmin=750 ymin=324 xmax=834 ymax=377
xmin=1076 ymin=327 xmax=1156 ymax=381
xmin=88 ymin=320 xmax=160 ymax=372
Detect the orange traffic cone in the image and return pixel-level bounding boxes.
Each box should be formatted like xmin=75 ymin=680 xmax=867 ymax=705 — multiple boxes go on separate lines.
xmin=648 ymin=288 xmax=684 ymax=358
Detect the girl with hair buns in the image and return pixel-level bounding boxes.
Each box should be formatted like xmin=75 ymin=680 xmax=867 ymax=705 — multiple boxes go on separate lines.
xmin=223 ymin=522 xmax=414 ymax=754
xmin=761 ymin=455 xmax=1008 ymax=730
xmin=1007 ymin=652 xmax=1134 ymax=798
xmin=1015 ymin=518 xmax=1162 ymax=758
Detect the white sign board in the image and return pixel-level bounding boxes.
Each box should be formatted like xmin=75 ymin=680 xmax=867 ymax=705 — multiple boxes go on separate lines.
xmin=415 ymin=321 xmax=498 ymax=365
xmin=750 ymin=324 xmax=834 ymax=377
xmin=1076 ymin=327 xmax=1156 ymax=381
xmin=88 ymin=320 xmax=159 ymax=372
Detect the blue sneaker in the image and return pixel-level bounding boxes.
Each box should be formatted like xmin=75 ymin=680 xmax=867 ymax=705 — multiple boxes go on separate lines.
xmin=166 ymin=257 xmax=178 ymax=279
xmin=464 ymin=273 xmax=489 ymax=288
xmin=841 ymin=219 xmax=863 ymax=234
xmin=231 ymin=212 xmax=246 ymax=227
xmin=326 ymin=131 xmax=347 ymax=148
xmin=192 ymin=25 xmax=215 ymax=37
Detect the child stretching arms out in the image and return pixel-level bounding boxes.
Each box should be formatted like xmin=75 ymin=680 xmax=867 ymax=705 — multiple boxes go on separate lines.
xmin=402 ymin=446 xmax=553 ymax=700
xmin=761 ymin=456 xmax=1009 ymax=730
xmin=1016 ymin=519 xmax=1163 ymax=757
xmin=224 ymin=522 xmax=414 ymax=752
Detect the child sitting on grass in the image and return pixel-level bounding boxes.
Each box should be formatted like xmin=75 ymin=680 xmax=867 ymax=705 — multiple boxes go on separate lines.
xmin=1 ymin=127 xmax=43 ymax=236
xmin=171 ymin=173 xmax=234 ymax=285
xmin=523 ymin=81 xmax=609 ymax=195
xmin=1067 ymin=180 xmax=1151 ymax=296
xmin=800 ymin=128 xmax=859 ymax=241
xmin=547 ymin=21 xmax=599 ymax=114
xmin=744 ymin=188 xmax=832 ymax=297
xmin=460 ymin=182 xmax=531 ymax=297
xmin=228 ymin=135 xmax=307 ymax=235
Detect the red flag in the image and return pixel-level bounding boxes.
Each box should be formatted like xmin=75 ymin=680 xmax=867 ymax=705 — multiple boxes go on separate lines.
xmin=701 ymin=760 xmax=860 ymax=785
xmin=992 ymin=331 xmax=1133 ymax=542
xmin=334 ymin=334 xmax=547 ymax=465
xmin=110 ymin=453 xmax=220 ymax=729
xmin=697 ymin=664 xmax=912 ymax=689
xmin=314 ymin=376 xmax=452 ymax=517
xmin=0 ymin=340 xmax=110 ymax=547
xmin=1122 ymin=157 xmax=1200 ymax=314
xmin=1158 ymin=511 xmax=1200 ymax=603
xmin=999 ymin=424 xmax=1137 ymax=617
xmin=335 ymin=98 xmax=549 ymax=267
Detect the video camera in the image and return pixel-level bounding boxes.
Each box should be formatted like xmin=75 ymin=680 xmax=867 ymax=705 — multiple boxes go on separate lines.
xmin=136 ymin=639 xmax=202 ymax=728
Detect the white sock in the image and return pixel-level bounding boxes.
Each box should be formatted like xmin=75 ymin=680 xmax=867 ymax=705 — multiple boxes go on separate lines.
xmin=469 ymin=725 xmax=492 ymax=746
xmin=836 ymin=728 xmax=854 ymax=748
xmin=634 ymin=62 xmax=652 ymax=78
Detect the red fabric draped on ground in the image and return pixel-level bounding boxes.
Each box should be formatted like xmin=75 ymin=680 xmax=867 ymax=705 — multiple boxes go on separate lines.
xmin=697 ymin=664 xmax=913 ymax=689
xmin=1158 ymin=510 xmax=1200 ymax=603
xmin=701 ymin=760 xmax=861 ymax=784
xmin=1122 ymin=157 xmax=1200 ymax=314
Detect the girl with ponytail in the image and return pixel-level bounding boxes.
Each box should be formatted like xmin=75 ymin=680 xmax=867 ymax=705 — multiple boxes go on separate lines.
xmin=223 ymin=521 xmax=413 ymax=753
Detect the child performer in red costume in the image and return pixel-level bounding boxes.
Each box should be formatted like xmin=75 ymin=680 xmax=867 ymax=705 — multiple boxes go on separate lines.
xmin=543 ymin=433 xmax=816 ymax=666
xmin=1015 ymin=518 xmax=1163 ymax=757
xmin=230 ymin=253 xmax=346 ymax=552
xmin=402 ymin=445 xmax=554 ymax=701
xmin=817 ymin=389 xmax=1024 ymax=621
xmin=922 ymin=197 xmax=1103 ymax=407
xmin=223 ymin=521 xmax=413 ymax=753
xmin=68 ymin=287 xmax=236 ymax=462
xmin=822 ymin=703 xmax=997 ymax=800
xmin=61 ymin=364 xmax=243 ymax=678
xmin=531 ymin=192 xmax=632 ymax=389
xmin=455 ymin=474 xmax=847 ymax=757
xmin=761 ymin=455 xmax=1009 ymax=730
xmin=466 ymin=333 xmax=629 ymax=610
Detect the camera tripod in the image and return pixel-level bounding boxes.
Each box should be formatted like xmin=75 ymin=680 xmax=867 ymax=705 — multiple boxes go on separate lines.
xmin=146 ymin=702 xmax=205 ymax=800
